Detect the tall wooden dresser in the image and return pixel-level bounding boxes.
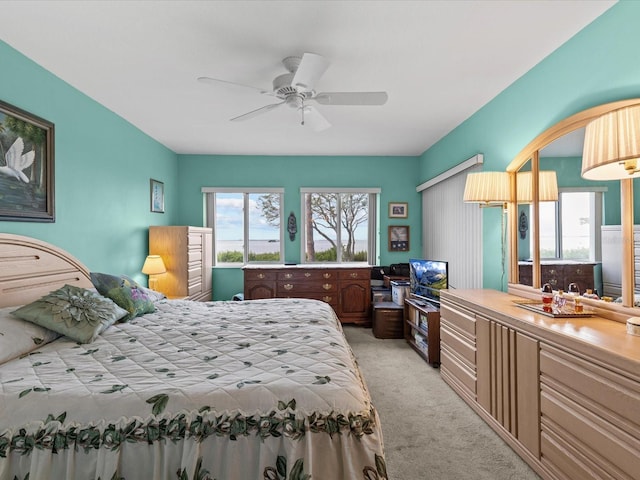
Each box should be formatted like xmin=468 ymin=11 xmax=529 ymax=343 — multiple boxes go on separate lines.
xmin=243 ymin=265 xmax=371 ymax=324
xmin=149 ymin=226 xmax=213 ymax=301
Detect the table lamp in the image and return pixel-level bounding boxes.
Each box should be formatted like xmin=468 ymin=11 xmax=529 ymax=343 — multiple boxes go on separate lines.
xmin=142 ymin=255 xmax=166 ymax=291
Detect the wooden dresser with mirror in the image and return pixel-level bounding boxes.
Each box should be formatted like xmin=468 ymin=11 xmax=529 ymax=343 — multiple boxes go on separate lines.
xmin=440 ymin=99 xmax=640 ymax=480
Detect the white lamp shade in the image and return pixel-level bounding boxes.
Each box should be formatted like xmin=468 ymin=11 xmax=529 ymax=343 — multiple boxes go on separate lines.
xmin=463 ymin=172 xmax=510 ymax=204
xmin=582 ymin=105 xmax=640 ymax=180
xmin=142 ymin=255 xmax=166 ymax=275
xmin=516 ymin=171 xmax=558 ymax=203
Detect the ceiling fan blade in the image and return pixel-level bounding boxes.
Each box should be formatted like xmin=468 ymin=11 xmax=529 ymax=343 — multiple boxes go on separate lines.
xmin=300 ymin=105 xmax=331 ymax=132
xmin=291 ymin=53 xmax=329 ymax=91
xmin=230 ymin=101 xmax=285 ymax=122
xmin=314 ymin=91 xmax=388 ymax=106
xmin=198 ymin=76 xmax=272 ymax=95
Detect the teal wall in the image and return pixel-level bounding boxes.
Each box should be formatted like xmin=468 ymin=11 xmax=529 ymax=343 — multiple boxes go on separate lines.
xmin=177 ymin=154 xmax=420 ymax=300
xmin=418 ymin=1 xmax=640 ymax=290
xmin=0 ymin=40 xmax=177 ymax=285
xmin=3 ymin=1 xmax=640 ymax=299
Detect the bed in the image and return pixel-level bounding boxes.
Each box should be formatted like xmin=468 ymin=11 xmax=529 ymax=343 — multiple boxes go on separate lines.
xmin=0 ymin=234 xmax=387 ymax=480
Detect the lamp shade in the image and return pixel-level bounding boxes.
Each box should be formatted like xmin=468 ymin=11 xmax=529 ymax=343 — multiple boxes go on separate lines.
xmin=582 ymin=105 xmax=640 ymax=180
xmin=463 ymin=172 xmax=510 ymax=205
xmin=142 ymin=255 xmax=166 ymax=275
xmin=516 ymin=171 xmax=558 ymax=203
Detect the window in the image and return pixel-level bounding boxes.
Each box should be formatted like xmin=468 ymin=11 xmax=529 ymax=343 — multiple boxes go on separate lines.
xmin=301 ymin=188 xmax=379 ymax=264
xmin=538 ymin=189 xmax=603 ymax=261
xmin=203 ymin=188 xmax=283 ymax=265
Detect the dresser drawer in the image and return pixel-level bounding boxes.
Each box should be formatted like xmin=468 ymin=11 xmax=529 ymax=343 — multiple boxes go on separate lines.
xmin=440 ymin=304 xmax=476 ymax=338
xmin=338 ymin=269 xmax=370 ymax=281
xmin=541 ymin=265 xmax=563 ymax=288
xmin=300 ymin=292 xmax=338 ymax=306
xmin=540 ymin=344 xmax=640 ymax=433
xmin=441 ymin=322 xmax=476 ymax=365
xmin=440 ymin=348 xmax=476 ymax=396
xmin=277 ymin=281 xmax=337 ymax=295
xmin=188 ymin=233 xmax=203 ymax=247
xmin=188 ymin=249 xmax=202 ymax=263
xmin=278 ymin=269 xmax=335 ymax=281
xmin=245 ymin=270 xmax=276 ymax=282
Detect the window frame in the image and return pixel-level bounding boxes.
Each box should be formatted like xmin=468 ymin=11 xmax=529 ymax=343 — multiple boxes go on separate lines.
xmin=299 ymin=187 xmax=380 ymax=265
xmin=538 ymin=187 xmax=605 ymax=262
xmin=203 ymin=187 xmax=284 ymax=266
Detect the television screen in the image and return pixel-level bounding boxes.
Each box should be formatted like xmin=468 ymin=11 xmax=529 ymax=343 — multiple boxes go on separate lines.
xmin=409 ymin=258 xmax=448 ymax=305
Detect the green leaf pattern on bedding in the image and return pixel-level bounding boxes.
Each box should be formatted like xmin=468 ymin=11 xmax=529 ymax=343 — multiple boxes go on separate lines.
xmin=0 ymin=298 xmax=386 ymax=479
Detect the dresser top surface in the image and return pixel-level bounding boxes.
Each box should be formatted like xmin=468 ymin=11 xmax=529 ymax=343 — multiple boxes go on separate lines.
xmin=441 ymin=288 xmax=640 ymax=372
xmin=243 ymin=264 xmax=371 ymax=270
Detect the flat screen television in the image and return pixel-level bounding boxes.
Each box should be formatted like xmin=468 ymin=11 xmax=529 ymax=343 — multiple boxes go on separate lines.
xmin=409 ymin=258 xmax=449 ymax=306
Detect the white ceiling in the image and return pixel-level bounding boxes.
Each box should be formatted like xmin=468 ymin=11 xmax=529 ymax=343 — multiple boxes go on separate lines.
xmin=0 ymin=1 xmax=615 ymax=157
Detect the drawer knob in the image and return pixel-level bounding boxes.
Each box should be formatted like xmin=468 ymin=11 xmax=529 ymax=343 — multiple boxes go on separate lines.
xmin=284 ymin=273 xmax=293 ymax=279
xmin=350 ymin=272 xmax=358 ymax=278
xmin=323 ymin=283 xmax=333 ymax=290
xmin=257 ymin=273 xmax=265 ymax=279
xmin=549 ymin=279 xmax=557 ymax=285
xmin=323 ymin=296 xmax=332 ymax=302
xmin=305 ymin=272 xmax=311 ymax=277
xmin=576 ymin=268 xmax=583 ymax=275
xmin=284 ymin=284 xmax=293 ymax=290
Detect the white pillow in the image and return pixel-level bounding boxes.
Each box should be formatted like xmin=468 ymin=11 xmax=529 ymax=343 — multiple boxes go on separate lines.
xmin=0 ymin=306 xmax=60 ymax=365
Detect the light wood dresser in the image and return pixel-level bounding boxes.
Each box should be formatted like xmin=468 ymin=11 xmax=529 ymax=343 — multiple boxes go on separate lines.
xmin=243 ymin=265 xmax=371 ymax=324
xmin=440 ymin=288 xmax=640 ymax=480
xmin=149 ymin=226 xmax=213 ymax=301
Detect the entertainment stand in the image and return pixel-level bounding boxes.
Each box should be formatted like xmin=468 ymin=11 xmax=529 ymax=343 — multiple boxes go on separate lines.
xmin=403 ymin=297 xmax=440 ymax=366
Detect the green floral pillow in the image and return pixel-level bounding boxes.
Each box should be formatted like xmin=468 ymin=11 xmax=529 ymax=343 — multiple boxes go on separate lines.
xmin=12 ymin=284 xmax=128 ymax=343
xmin=90 ymin=272 xmax=155 ymax=322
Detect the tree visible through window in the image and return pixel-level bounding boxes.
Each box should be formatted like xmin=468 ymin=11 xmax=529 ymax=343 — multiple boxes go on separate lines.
xmin=303 ymin=192 xmax=370 ymax=263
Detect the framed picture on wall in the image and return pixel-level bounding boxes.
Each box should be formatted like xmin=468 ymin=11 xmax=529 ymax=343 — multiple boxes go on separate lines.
xmin=150 ymin=178 xmax=164 ymax=213
xmin=0 ymin=99 xmax=55 ymax=222
xmin=388 ymin=202 xmax=408 ymax=218
xmin=388 ymin=225 xmax=410 ymax=251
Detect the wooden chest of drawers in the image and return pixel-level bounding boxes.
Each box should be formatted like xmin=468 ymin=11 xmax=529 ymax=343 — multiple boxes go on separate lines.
xmin=149 ymin=226 xmax=213 ymax=301
xmin=519 ymin=261 xmax=596 ymax=293
xmin=244 ymin=266 xmax=371 ymax=324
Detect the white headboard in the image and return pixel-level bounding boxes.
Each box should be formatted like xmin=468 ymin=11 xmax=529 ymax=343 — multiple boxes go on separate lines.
xmin=0 ymin=234 xmax=92 ymax=307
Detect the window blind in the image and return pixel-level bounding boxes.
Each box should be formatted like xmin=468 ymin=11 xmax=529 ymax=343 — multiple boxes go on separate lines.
xmin=420 ymin=162 xmax=483 ymax=290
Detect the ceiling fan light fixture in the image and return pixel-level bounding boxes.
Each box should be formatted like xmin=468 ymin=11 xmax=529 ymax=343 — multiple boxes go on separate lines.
xmin=199 ymin=52 xmax=387 ymax=130
xmin=286 ymin=95 xmax=303 ymax=109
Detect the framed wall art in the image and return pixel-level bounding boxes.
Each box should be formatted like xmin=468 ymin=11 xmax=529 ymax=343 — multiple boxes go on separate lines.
xmin=388 ymin=202 xmax=408 ymax=218
xmin=0 ymin=100 xmax=55 ymax=222
xmin=150 ymin=178 xmax=164 ymax=213
xmin=388 ymin=225 xmax=410 ymax=252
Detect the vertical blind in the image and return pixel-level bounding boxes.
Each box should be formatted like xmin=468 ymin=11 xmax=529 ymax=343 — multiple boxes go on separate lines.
xmin=420 ymin=163 xmax=483 ymax=290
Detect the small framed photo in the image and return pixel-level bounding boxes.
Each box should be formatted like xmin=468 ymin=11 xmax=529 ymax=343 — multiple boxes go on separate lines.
xmin=388 ymin=202 xmax=408 ymax=218
xmin=388 ymin=225 xmax=410 ymax=252
xmin=150 ymin=178 xmax=164 ymax=213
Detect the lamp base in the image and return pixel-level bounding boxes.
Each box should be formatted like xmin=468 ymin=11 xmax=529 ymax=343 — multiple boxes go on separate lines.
xmin=148 ymin=276 xmax=158 ymax=291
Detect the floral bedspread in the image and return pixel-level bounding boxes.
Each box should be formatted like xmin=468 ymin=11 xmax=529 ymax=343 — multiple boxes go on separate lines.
xmin=0 ymin=298 xmax=386 ymax=480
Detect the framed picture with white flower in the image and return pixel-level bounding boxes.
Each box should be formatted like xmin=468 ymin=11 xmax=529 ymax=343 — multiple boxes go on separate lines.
xmin=0 ymin=99 xmax=55 ymax=222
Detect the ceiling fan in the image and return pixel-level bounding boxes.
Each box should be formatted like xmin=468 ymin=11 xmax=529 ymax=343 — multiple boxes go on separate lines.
xmin=198 ymin=52 xmax=388 ymax=132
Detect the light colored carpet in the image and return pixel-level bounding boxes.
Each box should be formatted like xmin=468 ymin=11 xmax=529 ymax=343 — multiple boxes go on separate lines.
xmin=343 ymin=325 xmax=541 ymax=480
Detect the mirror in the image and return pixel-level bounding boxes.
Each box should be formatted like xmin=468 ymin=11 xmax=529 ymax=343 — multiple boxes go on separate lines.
xmin=507 ymin=98 xmax=640 ymax=312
